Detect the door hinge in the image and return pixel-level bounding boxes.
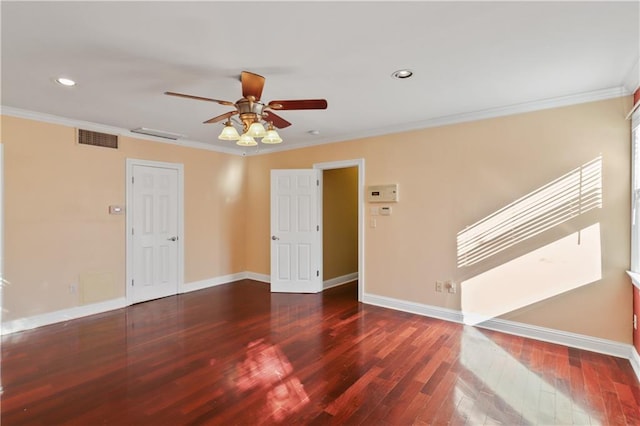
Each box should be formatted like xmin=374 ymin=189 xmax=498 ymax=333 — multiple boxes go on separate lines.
xmin=131 ymin=228 xmax=134 ymax=235
xmin=131 ymin=279 xmax=134 ymax=287
xmin=132 ymin=176 xmax=134 ymax=184
xmin=317 ymin=179 xmax=319 ymax=186
xmin=316 ymin=270 xmax=319 ymax=277
xmin=317 ymin=225 xmax=319 ymax=231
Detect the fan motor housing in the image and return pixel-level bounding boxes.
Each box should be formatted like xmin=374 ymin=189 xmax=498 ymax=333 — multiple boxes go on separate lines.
xmin=236 ymin=98 xmax=266 ymax=131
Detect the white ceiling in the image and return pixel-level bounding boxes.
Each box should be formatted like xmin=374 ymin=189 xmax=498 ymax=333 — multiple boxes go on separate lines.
xmin=2 ymin=1 xmax=638 ymax=155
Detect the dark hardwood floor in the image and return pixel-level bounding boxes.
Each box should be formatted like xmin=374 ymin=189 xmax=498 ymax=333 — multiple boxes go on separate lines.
xmin=2 ymin=280 xmax=639 ymax=425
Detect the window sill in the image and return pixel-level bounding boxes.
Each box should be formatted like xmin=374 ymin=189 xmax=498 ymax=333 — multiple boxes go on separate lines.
xmin=626 ymin=271 xmax=640 ymax=290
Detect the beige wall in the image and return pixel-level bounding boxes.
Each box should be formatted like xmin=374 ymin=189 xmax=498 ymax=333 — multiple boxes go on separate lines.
xmin=1 ymin=116 xmax=246 ymax=321
xmin=1 ymin=96 xmax=634 ymax=344
xmin=323 ymin=167 xmax=358 ymax=280
xmin=246 ymin=97 xmax=633 ymax=343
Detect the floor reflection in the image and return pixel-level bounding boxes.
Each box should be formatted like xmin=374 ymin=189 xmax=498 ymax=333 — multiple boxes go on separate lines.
xmin=4 ymin=281 xmax=632 ymax=424
xmin=458 ymin=327 xmax=600 ymax=425
xmin=235 ymin=339 xmax=309 ymax=422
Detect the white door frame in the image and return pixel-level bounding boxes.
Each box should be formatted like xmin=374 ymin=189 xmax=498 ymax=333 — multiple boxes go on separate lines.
xmin=0 ymin=144 xmax=4 ymax=392
xmin=313 ymin=159 xmax=365 ymax=302
xmin=125 ymin=158 xmax=184 ymax=304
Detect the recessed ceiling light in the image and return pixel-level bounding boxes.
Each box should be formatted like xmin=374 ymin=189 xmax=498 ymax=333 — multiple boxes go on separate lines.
xmin=308 ymin=130 xmax=320 ymax=135
xmin=391 ymin=69 xmax=413 ymax=79
xmin=55 ymin=77 xmax=76 ymax=87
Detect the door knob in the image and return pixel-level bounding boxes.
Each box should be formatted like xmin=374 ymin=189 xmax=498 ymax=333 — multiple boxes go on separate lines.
xmin=271 ymin=236 xmax=279 ymax=240
xmin=167 ymin=236 xmax=178 ymax=241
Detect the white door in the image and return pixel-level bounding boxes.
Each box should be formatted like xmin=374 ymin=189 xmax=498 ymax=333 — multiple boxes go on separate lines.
xmin=131 ymin=164 xmax=180 ymax=303
xmin=270 ymin=169 xmax=322 ymax=293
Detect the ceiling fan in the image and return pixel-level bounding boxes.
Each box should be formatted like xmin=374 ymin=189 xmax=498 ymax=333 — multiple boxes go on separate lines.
xmin=165 ymin=71 xmax=327 ymax=145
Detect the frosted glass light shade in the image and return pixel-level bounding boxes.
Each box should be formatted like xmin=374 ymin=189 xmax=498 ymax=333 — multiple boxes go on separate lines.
xmin=218 ymin=123 xmax=240 ymax=140
xmin=237 ymin=133 xmax=257 ymax=146
xmin=262 ymin=129 xmax=283 ymax=144
xmin=247 ymin=122 xmax=266 ymax=138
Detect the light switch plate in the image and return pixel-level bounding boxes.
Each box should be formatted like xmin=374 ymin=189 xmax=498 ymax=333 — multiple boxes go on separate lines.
xmin=109 ymin=205 xmax=125 ymax=215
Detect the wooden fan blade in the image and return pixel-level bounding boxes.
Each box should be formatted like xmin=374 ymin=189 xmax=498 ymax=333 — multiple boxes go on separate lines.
xmin=241 ymin=71 xmax=265 ymax=101
xmin=268 ymin=99 xmax=327 ymax=110
xmin=263 ymin=111 xmax=292 ymax=129
xmin=165 ymin=91 xmax=235 ymax=106
xmin=203 ymin=111 xmax=237 ymax=124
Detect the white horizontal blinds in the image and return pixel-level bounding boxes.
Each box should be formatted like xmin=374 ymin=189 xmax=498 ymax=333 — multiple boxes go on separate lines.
xmin=457 ymin=157 xmax=602 ymax=267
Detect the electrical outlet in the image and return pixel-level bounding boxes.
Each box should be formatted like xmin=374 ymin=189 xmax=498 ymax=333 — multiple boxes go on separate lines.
xmin=69 ymin=283 xmax=77 ymax=294
xmin=435 ymin=281 xmax=443 ymax=292
xmin=446 ymin=280 xmax=456 ymax=294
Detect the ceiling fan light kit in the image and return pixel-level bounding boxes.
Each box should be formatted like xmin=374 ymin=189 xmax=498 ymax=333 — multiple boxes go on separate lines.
xmin=247 ymin=121 xmax=267 ymax=138
xmin=237 ymin=134 xmax=258 ymax=146
xmin=262 ymin=124 xmax=284 ymax=144
xmin=165 ymin=70 xmax=327 ymax=147
xmin=218 ymin=121 xmax=240 ymax=141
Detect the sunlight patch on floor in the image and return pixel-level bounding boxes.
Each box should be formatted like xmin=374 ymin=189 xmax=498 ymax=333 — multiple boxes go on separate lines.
xmin=458 ymin=327 xmax=600 ymax=425
xmin=235 ymin=339 xmax=309 ymax=422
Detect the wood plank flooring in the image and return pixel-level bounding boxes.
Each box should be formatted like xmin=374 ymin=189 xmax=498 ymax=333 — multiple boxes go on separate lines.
xmin=2 ymin=280 xmax=639 ymax=425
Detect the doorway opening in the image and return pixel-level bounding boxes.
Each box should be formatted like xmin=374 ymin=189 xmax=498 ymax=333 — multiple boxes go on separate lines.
xmin=314 ymin=159 xmax=365 ymax=301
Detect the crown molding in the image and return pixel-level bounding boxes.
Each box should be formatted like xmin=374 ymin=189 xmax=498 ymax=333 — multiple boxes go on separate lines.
xmin=0 ymin=106 xmax=240 ymax=156
xmin=253 ymin=86 xmax=631 ymax=156
xmin=2 ymin=86 xmax=631 ymax=157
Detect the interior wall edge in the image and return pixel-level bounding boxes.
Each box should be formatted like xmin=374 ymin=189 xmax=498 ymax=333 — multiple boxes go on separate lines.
xmin=631 ymin=347 xmax=640 ymax=383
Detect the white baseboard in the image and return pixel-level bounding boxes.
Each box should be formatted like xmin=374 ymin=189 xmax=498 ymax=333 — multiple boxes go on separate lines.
xmin=362 ymin=291 xmax=638 ymax=373
xmin=477 ymin=316 xmax=632 ymax=360
xmin=363 ymin=292 xmax=464 ymax=324
xmin=1 ymin=271 xmax=320 ymax=335
xmin=323 ymin=272 xmax=358 ymax=290
xmin=181 ymin=272 xmax=248 ymax=293
xmin=1 ymin=272 xmax=252 ymax=335
xmin=246 ymin=272 xmax=270 ymax=283
xmin=1 ymin=297 xmax=127 ymax=335
xmin=243 ymin=271 xmax=359 ymax=289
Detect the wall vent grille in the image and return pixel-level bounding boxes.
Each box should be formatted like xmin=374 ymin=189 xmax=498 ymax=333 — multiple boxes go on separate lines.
xmin=78 ymin=129 xmax=118 ymax=149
